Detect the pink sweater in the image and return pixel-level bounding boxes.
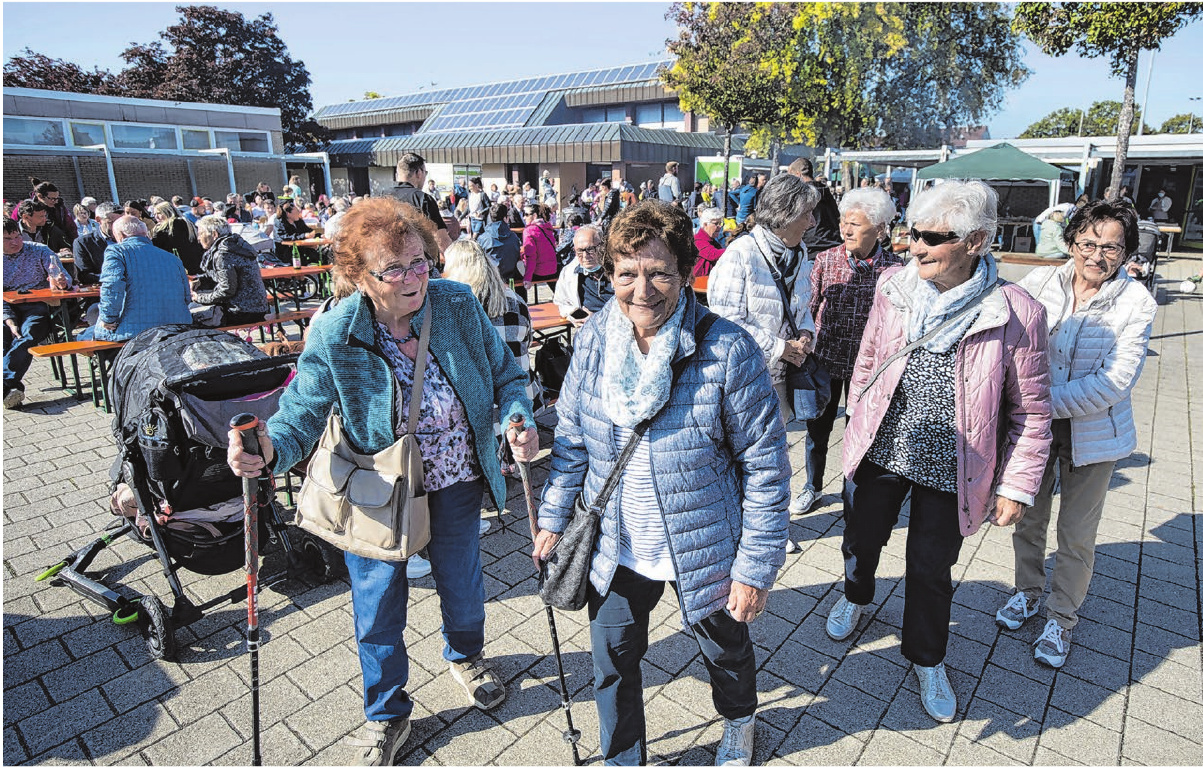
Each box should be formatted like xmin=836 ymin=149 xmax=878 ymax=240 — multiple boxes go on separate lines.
xmin=521 ymin=221 xmax=559 ymax=283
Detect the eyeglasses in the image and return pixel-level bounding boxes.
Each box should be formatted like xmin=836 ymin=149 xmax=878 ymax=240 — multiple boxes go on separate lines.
xmin=574 ymin=245 xmax=602 ymax=258
xmin=369 ymin=258 xmax=430 ymax=283
xmin=612 ymin=271 xmax=680 ymax=287
xmin=1071 ymin=240 xmax=1124 ymax=259
xmin=909 ymin=227 xmax=961 ymax=247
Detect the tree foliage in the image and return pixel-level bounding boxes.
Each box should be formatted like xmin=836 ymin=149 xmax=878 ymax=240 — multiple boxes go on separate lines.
xmin=1159 ymin=113 xmax=1203 ymax=133
xmin=1014 ymin=2 xmax=1203 ymax=194
xmin=1020 ymin=101 xmax=1152 ymax=138
xmin=2 ymin=5 xmax=327 ymax=149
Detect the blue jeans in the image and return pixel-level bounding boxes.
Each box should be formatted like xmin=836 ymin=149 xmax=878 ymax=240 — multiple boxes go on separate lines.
xmin=3 ymin=302 xmax=53 ymax=393
xmin=470 ymin=218 xmax=485 ymax=237
xmin=589 ymin=565 xmax=758 ymax=765
xmin=344 ymin=477 xmax=486 ymax=722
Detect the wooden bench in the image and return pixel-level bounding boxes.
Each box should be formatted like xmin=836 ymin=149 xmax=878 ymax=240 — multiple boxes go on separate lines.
xmin=31 ymin=309 xmax=316 ymax=412
xmin=998 ymin=253 xmax=1069 ymax=267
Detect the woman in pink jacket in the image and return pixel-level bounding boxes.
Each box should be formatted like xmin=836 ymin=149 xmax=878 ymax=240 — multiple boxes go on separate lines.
xmin=827 ymin=181 xmax=1052 ymax=724
xmin=520 ymin=203 xmax=560 ymax=302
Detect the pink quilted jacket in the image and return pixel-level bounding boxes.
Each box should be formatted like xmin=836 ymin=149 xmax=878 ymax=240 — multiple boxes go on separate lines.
xmin=843 ymin=266 xmax=1053 ymax=536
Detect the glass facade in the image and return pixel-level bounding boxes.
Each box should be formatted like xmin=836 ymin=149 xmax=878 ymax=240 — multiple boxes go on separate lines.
xmin=111 ymin=124 xmax=178 ymax=150
xmin=4 ymin=117 xmax=65 ymax=146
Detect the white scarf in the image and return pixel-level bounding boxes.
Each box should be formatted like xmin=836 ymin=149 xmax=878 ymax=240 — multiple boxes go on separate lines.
xmin=601 ymin=292 xmax=687 ymax=428
xmin=903 ymin=251 xmax=998 ymax=353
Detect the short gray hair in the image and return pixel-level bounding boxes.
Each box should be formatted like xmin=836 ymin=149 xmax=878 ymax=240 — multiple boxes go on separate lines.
xmin=94 ymin=202 xmax=118 ymax=219
xmin=574 ymin=223 xmax=603 ymax=242
xmin=755 ymin=174 xmax=819 ymax=231
xmin=838 ymin=188 xmax=897 ymax=228
xmin=112 ymin=215 xmax=148 ymax=239
xmin=197 ymin=215 xmax=231 ymax=241
xmin=698 ymin=207 xmax=723 ymax=225
xmin=332 ymin=196 xmax=351 ymax=213
xmin=80 ymin=197 xmax=97 ymax=209
xmin=907 ymin=180 xmax=998 ymax=248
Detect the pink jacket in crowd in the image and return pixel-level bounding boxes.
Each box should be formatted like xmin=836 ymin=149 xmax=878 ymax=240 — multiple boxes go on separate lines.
xmin=521 ymin=220 xmax=559 ymax=283
xmin=843 ymin=266 xmax=1053 ymax=536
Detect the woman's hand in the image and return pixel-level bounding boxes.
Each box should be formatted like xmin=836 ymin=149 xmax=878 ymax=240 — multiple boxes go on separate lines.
xmin=532 ymin=528 xmax=560 ymax=569
xmin=782 ymin=338 xmax=809 ymax=366
xmin=507 ymin=425 xmax=539 ymax=462
xmin=727 ymin=581 xmax=769 ymax=623
xmin=990 ymin=495 xmax=1026 ymax=527
xmin=226 ymin=425 xmax=274 ymax=479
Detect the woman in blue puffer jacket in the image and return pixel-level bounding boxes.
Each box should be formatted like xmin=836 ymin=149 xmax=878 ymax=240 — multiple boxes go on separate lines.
xmin=533 ymin=200 xmax=790 ymax=766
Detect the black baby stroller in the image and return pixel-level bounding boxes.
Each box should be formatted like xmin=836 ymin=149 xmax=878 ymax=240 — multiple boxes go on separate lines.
xmin=36 ymin=325 xmax=338 ymax=660
xmin=1131 ymin=219 xmax=1162 ymax=292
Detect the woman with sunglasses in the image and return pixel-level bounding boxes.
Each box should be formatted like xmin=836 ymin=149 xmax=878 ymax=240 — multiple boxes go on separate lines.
xmin=226 ymin=197 xmax=537 ymax=765
xmin=800 ymin=187 xmax=902 ymax=514
xmin=828 ymin=180 xmax=1052 ymax=724
xmin=998 ymin=200 xmax=1156 ymax=669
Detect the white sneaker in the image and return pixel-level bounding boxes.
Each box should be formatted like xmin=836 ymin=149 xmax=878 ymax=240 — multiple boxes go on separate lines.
xmin=914 ymin=662 xmax=956 ymax=723
xmin=3 ymin=388 xmax=24 ymax=409
xmin=716 ymin=713 xmax=755 ymax=765
xmin=406 ymin=553 xmax=432 ymax=579
xmin=1033 ymin=618 xmax=1071 ymax=668
xmin=479 ymin=517 xmax=492 ymax=535
xmin=996 ymin=591 xmax=1040 ymax=630
xmin=789 ymin=487 xmax=819 ymax=515
xmin=825 ymin=595 xmax=864 ymax=641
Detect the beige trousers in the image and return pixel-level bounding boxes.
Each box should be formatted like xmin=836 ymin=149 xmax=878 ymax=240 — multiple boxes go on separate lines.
xmin=1012 ymin=419 xmax=1116 ymax=629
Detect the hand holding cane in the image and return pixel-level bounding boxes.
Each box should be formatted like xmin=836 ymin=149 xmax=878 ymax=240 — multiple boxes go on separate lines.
xmin=230 ymin=414 xmax=264 ymax=767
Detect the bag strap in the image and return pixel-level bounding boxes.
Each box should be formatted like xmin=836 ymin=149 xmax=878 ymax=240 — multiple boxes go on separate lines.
xmin=590 ymin=310 xmax=719 ymax=513
xmin=406 ymin=306 xmax=433 ymax=436
xmin=856 ymin=288 xmax=991 ymax=399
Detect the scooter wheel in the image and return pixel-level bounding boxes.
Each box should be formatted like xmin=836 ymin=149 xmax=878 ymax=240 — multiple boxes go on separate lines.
xmin=138 ymin=595 xmax=176 ymax=661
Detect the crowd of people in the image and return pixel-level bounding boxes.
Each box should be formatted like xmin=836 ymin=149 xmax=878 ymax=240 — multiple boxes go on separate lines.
xmin=3 ymin=157 xmax=1167 ymax=766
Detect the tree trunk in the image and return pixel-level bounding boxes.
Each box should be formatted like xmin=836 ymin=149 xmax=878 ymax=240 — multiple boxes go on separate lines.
xmin=1109 ymin=47 xmax=1140 ymax=200
xmin=769 ymin=135 xmax=781 ymax=179
xmin=721 ymin=127 xmax=732 ymax=219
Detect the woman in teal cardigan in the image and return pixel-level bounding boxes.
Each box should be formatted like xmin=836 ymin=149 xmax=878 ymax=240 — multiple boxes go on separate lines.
xmin=228 ymin=197 xmax=537 ymax=765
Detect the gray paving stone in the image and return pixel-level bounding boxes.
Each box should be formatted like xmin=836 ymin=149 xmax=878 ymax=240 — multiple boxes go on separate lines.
xmin=284 ymin=684 xmax=366 ymax=752
xmin=2 ymin=678 xmax=50 ymax=727
xmin=1033 ymin=744 xmax=1089 ymax=765
xmin=17 ymin=687 xmax=115 ymax=756
xmin=1050 ymin=672 xmax=1125 ymax=731
xmin=831 ymin=648 xmax=908 ymax=701
xmin=1136 ymin=595 xmax=1200 ymax=639
xmin=3 ymin=725 xmax=28 ymax=765
xmin=946 ymin=735 xmax=1019 ymax=766
xmin=974 ymin=663 xmax=1051 ymax=723
xmin=3 ymin=638 xmax=72 ymax=687
xmin=79 ymin=700 xmax=178 ymax=764
xmin=771 ymin=713 xmax=865 ymax=765
xmin=43 ymin=646 xmax=128 ymax=704
xmin=1127 ymin=682 xmax=1203 ymax=742
xmin=858 ymin=728 xmax=944 ymax=766
xmin=142 ymin=711 xmax=241 ymax=766
xmin=1131 ymin=651 xmax=1202 ymax=700
xmin=763 ymin=638 xmax=840 ymax=695
xmin=1041 ymin=707 xmax=1123 ymax=763
xmin=959 ymin=697 xmax=1042 ymax=763
xmin=808 ymin=677 xmax=889 ymax=737
xmin=1121 ymin=715 xmax=1203 ymax=765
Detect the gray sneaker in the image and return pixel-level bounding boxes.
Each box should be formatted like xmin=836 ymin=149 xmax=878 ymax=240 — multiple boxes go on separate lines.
xmin=996 ymin=591 xmax=1040 ymax=630
xmin=3 ymin=388 xmax=24 ymax=409
xmin=1033 ymin=618 xmax=1071 ymax=668
xmin=450 ymin=654 xmax=506 ymax=709
xmin=825 ymin=595 xmax=864 ymax=641
xmin=716 ymin=713 xmax=755 ymax=765
xmin=914 ymin=662 xmax=956 ymax=723
xmin=789 ymin=487 xmax=820 ymax=515
xmin=347 ymin=717 xmax=410 ymax=766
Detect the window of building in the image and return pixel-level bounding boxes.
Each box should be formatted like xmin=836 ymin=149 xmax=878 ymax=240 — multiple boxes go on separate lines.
xmin=633 ymin=102 xmax=685 ymax=131
xmin=182 ymin=129 xmax=212 ymax=150
xmin=111 ymin=124 xmax=179 ymax=150
xmin=214 ymin=130 xmax=270 ymax=153
xmin=4 ymin=117 xmax=65 ymax=146
xmin=69 ymin=122 xmax=106 ymax=147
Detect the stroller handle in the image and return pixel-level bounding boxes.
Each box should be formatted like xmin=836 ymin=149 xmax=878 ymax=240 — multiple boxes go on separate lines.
xmin=231 ymin=414 xmax=263 ymax=458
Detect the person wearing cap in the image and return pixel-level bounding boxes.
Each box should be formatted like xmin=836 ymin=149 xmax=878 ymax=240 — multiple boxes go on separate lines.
xmin=182 ymin=197 xmax=205 ymax=225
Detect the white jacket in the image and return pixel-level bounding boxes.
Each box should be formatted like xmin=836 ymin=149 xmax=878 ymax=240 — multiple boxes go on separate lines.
xmin=708 ymin=227 xmax=815 ymax=383
xmin=1020 ymin=261 xmax=1156 ymax=467
xmin=553 ymin=257 xmax=584 ymax=317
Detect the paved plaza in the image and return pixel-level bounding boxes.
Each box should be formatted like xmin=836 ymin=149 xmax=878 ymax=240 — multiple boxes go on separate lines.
xmin=3 ymin=255 xmax=1201 ymax=766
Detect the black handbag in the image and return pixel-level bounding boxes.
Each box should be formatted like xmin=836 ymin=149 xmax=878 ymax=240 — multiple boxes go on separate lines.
xmin=763 ymin=249 xmax=831 ymax=421
xmin=535 ymin=336 xmax=573 ymax=396
xmin=539 ymin=311 xmax=718 ymax=610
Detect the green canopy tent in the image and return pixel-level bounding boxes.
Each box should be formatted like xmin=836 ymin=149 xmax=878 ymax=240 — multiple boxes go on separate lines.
xmin=917 ymin=142 xmax=1065 ymax=209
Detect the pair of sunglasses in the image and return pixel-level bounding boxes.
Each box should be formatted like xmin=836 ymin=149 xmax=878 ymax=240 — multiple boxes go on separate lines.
xmin=909 ymin=227 xmax=961 ymax=247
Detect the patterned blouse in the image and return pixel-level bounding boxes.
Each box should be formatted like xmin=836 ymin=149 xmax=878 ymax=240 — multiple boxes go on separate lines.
xmin=809 ymin=243 xmax=901 ymax=381
xmin=374 ymin=321 xmax=479 ymax=492
xmin=865 ymin=347 xmax=958 ymax=493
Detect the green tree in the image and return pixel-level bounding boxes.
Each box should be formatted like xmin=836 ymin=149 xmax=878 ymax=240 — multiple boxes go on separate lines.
xmin=1159 ymin=112 xmax=1203 ymax=133
xmin=1020 ymin=100 xmax=1152 ymax=138
xmin=1014 ymin=2 xmax=1203 ymax=196
xmin=663 ymin=2 xmax=793 ymax=214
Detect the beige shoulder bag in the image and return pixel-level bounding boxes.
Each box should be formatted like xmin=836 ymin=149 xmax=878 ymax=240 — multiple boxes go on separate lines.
xmin=295 ymin=308 xmax=431 ymax=561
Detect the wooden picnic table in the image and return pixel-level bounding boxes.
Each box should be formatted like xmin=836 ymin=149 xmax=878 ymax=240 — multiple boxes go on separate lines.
xmin=1157 ymin=224 xmax=1183 ymax=254
xmin=528 ymin=302 xmax=571 ymax=334
xmin=3 ymin=285 xmax=101 ymax=396
xmin=260 ymin=264 xmax=332 ymax=313
xmin=279 ymin=238 xmax=332 ymax=249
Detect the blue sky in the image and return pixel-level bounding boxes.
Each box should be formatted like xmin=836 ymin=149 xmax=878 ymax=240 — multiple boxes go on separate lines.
xmin=4 ymin=2 xmax=1203 ymax=140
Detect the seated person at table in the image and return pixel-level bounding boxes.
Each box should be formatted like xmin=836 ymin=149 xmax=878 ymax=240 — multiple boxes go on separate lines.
xmin=73 ymin=203 xmax=121 ymax=285
xmin=83 ymin=216 xmax=192 ymax=342
xmin=3 ymin=219 xmax=72 ymax=408
xmin=692 ymin=207 xmax=726 ymax=277
xmin=553 ymin=224 xmax=612 ymax=326
xmin=1035 ymin=210 xmax=1069 ymax=258
xmin=191 ymin=216 xmax=269 ymax=326
xmin=479 ymin=203 xmax=523 ymax=288
xmin=19 ymin=200 xmax=73 ymax=256
xmin=151 ymin=201 xmax=204 ymax=274
xmin=273 ymin=200 xmax=318 ymax=265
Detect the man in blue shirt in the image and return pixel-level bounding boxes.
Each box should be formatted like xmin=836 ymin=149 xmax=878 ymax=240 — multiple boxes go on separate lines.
xmin=3 ymin=219 xmax=72 ymax=408
xmin=728 ymin=173 xmax=760 ymax=225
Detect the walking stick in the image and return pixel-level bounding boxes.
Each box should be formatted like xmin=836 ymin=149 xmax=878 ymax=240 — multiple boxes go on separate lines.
xmin=507 ymin=415 xmax=583 ymax=766
xmin=231 ymin=414 xmax=264 ymax=767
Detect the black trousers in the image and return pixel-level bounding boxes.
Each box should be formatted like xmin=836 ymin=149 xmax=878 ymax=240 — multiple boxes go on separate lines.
xmin=841 ymin=460 xmax=964 ymax=667
xmin=804 ymin=375 xmax=850 ymax=490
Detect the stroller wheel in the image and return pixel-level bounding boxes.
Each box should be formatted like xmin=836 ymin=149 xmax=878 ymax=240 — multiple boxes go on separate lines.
xmin=138 ymin=595 xmax=177 ymax=661
xmin=301 ymin=535 xmax=343 ymax=583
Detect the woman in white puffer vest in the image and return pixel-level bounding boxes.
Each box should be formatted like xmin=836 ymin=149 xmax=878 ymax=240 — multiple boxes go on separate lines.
xmin=997 ymin=199 xmax=1156 ymax=671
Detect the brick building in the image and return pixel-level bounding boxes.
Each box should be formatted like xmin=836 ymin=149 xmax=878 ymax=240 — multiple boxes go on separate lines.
xmin=3 ymin=88 xmax=326 ymax=209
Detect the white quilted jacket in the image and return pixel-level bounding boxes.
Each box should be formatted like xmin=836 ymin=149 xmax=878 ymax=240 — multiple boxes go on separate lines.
xmin=707 ymin=227 xmax=815 ymax=383
xmin=1019 ymin=261 xmax=1156 ymax=467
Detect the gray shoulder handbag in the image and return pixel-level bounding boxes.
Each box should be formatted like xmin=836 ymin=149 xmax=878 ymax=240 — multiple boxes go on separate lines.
xmin=294 ymin=308 xmax=432 ymax=561
xmin=540 ymin=311 xmax=718 ymax=610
